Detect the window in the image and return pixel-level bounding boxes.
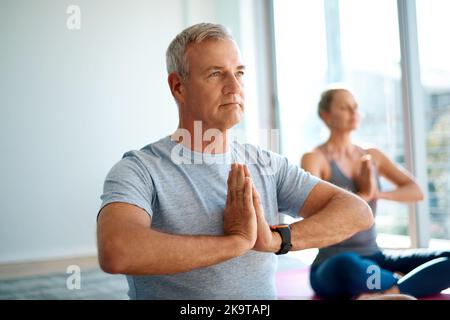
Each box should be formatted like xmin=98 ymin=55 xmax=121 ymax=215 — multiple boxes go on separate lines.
xmin=273 ymin=0 xmax=410 ymax=243
xmin=272 ymin=0 xmax=328 ymax=163
xmin=417 ymin=0 xmax=450 ymax=241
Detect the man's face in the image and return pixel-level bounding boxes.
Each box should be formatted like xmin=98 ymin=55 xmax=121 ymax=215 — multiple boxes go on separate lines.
xmin=178 ymin=38 xmax=245 ymax=131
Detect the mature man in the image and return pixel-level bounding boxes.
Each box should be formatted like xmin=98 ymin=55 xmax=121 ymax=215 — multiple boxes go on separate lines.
xmin=97 ymin=23 xmax=373 ymax=300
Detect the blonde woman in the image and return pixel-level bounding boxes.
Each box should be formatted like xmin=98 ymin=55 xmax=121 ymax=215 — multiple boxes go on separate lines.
xmin=301 ymin=88 xmax=450 ymax=299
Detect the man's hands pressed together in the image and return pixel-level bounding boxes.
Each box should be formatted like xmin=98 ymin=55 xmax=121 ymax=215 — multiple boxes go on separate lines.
xmin=223 ymin=163 xmax=257 ymax=251
xmin=223 ymin=163 xmax=281 ymax=254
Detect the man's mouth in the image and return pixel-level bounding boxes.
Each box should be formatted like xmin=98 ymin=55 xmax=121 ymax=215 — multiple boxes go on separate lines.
xmin=220 ymin=103 xmax=240 ymax=107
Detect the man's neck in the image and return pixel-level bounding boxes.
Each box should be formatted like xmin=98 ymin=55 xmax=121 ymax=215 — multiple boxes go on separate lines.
xmin=171 ymin=124 xmax=230 ymax=154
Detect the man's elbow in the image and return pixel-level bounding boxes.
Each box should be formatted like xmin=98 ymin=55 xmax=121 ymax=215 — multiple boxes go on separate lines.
xmin=99 ymin=255 xmax=126 ymax=275
xmin=97 ymin=239 xmax=129 ymax=274
xmin=356 ymin=198 xmax=374 ymax=231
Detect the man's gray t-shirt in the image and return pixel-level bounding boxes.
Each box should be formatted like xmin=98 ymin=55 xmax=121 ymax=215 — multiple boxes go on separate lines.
xmin=100 ymin=136 xmax=319 ymax=299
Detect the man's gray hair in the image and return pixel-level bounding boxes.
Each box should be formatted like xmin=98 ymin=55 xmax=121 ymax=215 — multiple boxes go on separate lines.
xmin=166 ymin=23 xmax=233 ymax=80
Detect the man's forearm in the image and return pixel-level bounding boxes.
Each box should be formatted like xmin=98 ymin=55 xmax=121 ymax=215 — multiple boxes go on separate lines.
xmin=99 ymin=225 xmax=249 ymax=275
xmin=290 ymin=192 xmax=373 ymax=250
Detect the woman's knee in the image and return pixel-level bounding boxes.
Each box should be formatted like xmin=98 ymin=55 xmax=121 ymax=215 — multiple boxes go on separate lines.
xmin=311 ymin=253 xmax=371 ymax=298
xmin=331 ymin=252 xmax=364 ymax=270
xmin=331 ymin=253 xmax=379 ymax=283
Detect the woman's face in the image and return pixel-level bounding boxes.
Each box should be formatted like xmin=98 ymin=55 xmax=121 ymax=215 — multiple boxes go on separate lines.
xmin=323 ymin=90 xmax=361 ymax=132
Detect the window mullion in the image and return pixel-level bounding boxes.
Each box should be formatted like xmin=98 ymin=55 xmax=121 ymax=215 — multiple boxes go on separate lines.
xmin=397 ymin=0 xmax=430 ymax=248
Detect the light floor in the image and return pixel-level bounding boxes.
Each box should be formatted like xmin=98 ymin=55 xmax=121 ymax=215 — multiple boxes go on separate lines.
xmin=0 ymin=253 xmax=309 ymax=300
xmin=1 ymin=234 xmax=448 ymax=299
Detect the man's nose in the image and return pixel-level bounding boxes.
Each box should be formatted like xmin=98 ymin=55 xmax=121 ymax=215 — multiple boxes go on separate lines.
xmin=222 ymin=74 xmax=242 ymax=95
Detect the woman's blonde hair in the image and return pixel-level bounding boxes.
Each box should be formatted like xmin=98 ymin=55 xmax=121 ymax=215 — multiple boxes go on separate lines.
xmin=318 ymin=84 xmax=353 ymax=118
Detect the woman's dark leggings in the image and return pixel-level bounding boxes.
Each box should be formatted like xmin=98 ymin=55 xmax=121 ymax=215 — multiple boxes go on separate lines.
xmin=310 ymin=249 xmax=450 ymax=299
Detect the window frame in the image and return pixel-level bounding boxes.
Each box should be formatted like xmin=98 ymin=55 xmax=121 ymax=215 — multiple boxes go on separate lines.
xmin=397 ymin=0 xmax=431 ymax=247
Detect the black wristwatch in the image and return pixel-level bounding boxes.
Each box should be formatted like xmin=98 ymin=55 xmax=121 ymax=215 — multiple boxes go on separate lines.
xmin=270 ymin=224 xmax=292 ymax=255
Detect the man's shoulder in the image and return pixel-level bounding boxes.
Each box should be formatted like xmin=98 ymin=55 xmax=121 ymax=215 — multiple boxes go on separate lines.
xmin=112 ymin=136 xmax=172 ymax=173
xmin=123 ymin=136 xmax=171 ymax=159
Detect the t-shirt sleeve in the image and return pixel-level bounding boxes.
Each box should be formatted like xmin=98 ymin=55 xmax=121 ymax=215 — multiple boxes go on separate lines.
xmin=273 ymin=153 xmax=320 ymax=218
xmin=99 ymin=154 xmax=155 ymax=218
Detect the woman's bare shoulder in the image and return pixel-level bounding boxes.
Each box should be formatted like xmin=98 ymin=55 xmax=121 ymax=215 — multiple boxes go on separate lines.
xmin=365 ymin=147 xmax=388 ymax=161
xmin=302 ymin=146 xmax=327 ymax=162
xmin=301 ymin=146 xmax=329 ymax=179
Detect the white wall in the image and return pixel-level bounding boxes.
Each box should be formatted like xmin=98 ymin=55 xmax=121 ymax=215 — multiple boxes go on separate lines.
xmin=0 ymin=0 xmax=272 ymax=263
xmin=0 ymin=0 xmax=184 ymax=263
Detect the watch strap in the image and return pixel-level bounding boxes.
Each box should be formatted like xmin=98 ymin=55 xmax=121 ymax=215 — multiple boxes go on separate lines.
xmin=270 ymin=225 xmax=292 ymax=255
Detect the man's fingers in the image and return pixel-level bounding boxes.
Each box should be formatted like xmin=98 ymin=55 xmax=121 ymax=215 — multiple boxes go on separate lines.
xmin=235 ymin=164 xmax=245 ymax=212
xmin=226 ymin=164 xmax=232 ymax=204
xmin=228 ymin=164 xmax=255 ymax=212
xmin=252 ymin=184 xmax=261 ymax=202
xmin=243 ymin=177 xmax=254 ymax=212
xmin=228 ymin=163 xmax=237 ymax=204
xmin=238 ymin=164 xmax=245 ymax=186
xmin=252 ymin=184 xmax=264 ymax=217
xmin=243 ymin=164 xmax=251 ymax=178
xmin=226 ymin=182 xmax=231 ymax=206
xmin=236 ymin=164 xmax=245 ymax=193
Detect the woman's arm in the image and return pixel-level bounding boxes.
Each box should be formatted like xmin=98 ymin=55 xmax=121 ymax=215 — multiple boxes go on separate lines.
xmin=368 ymin=148 xmax=424 ymax=202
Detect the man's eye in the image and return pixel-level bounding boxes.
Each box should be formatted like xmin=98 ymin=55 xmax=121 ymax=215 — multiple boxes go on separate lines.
xmin=236 ymin=71 xmax=245 ymax=77
xmin=210 ymin=71 xmax=221 ymax=77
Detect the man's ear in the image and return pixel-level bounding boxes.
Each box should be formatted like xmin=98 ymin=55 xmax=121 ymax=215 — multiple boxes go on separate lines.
xmin=168 ymin=72 xmax=185 ymax=105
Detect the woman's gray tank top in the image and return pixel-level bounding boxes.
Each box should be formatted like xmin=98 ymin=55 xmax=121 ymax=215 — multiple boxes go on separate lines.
xmin=311 ymin=146 xmax=380 ymax=266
